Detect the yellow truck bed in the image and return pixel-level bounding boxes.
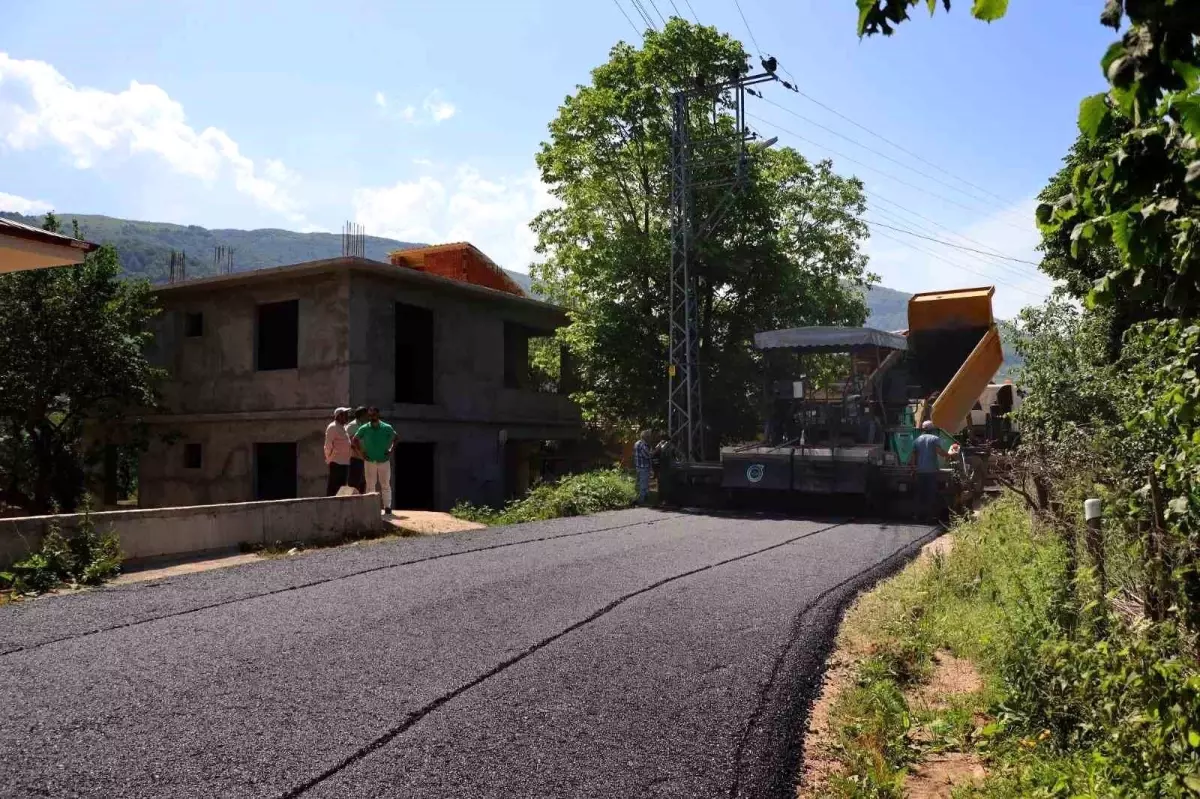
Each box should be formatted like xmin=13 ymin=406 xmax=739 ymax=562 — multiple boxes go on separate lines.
xmin=907 ymin=286 xmax=1004 ymax=434
xmin=931 ymin=325 xmax=1004 ymax=433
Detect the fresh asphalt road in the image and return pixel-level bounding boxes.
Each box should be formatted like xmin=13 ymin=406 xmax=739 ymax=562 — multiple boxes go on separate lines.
xmin=0 ymin=509 xmax=935 ymax=799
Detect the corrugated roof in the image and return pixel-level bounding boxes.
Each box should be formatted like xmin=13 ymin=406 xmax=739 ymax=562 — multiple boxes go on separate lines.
xmin=754 ymin=326 xmax=909 ymax=353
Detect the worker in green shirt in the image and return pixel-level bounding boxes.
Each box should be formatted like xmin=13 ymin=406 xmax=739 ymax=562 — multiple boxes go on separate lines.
xmin=352 ymin=406 xmax=397 ymax=515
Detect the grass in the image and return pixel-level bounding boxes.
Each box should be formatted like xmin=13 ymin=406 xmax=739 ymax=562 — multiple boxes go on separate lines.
xmin=451 ymin=468 xmax=637 ymax=526
xmin=810 ymin=496 xmax=1055 ymax=797
xmin=810 ymin=494 xmax=1200 ymax=798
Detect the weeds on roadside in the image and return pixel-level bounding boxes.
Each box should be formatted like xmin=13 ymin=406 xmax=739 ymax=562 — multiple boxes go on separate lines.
xmin=0 ymin=501 xmax=122 ymax=598
xmin=817 ymin=495 xmax=1200 ymax=798
xmin=452 ymin=469 xmax=636 ymax=526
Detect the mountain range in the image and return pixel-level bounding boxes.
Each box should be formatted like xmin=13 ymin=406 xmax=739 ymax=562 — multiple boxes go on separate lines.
xmin=0 ymin=211 xmax=1014 ymax=372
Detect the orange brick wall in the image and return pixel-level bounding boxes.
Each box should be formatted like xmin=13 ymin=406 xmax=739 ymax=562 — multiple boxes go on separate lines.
xmin=397 ymin=247 xmax=523 ymax=296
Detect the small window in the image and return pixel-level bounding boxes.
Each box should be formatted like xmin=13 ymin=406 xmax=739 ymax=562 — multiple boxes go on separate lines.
xmin=257 ymin=300 xmax=299 ymax=371
xmin=184 ymin=312 xmax=204 ymax=338
xmin=184 ymin=442 xmax=203 ymax=469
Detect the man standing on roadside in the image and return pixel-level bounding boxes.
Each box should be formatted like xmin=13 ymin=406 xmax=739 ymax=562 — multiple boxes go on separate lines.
xmin=353 ymin=406 xmax=397 ymax=516
xmin=910 ymin=420 xmax=949 ymax=522
xmin=324 ymin=408 xmax=353 ymax=495
xmin=633 ymin=429 xmax=653 ymax=505
xmin=345 ymin=406 xmax=368 ymax=495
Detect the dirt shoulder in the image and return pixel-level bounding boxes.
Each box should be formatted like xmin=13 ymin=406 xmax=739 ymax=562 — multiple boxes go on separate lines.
xmin=796 ymin=533 xmax=990 ymax=798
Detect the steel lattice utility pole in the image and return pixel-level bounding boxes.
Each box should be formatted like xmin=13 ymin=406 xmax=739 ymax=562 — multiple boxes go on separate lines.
xmin=668 ymin=66 xmax=778 ymax=463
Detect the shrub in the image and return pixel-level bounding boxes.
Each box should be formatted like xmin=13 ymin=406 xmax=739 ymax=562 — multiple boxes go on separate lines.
xmin=452 ymin=469 xmax=637 ymax=526
xmin=0 ymin=504 xmax=122 ymax=595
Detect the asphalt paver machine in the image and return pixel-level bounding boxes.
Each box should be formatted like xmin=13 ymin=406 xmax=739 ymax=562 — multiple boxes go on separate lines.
xmin=660 ymin=286 xmax=1004 ymax=515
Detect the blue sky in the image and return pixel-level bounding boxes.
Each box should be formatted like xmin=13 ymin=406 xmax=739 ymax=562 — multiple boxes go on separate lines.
xmin=1 ymin=0 xmax=1114 ymax=317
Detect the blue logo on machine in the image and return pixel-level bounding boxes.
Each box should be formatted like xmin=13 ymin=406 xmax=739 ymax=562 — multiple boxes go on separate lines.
xmin=746 ymin=464 xmax=765 ymax=483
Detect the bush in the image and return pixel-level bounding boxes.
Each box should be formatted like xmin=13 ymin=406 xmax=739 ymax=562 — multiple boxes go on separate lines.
xmin=452 ymin=469 xmax=637 ymax=526
xmin=0 ymin=506 xmax=122 ymax=596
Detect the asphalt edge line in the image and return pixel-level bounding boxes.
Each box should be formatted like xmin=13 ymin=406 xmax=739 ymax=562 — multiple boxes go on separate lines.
xmin=277 ymin=520 xmax=849 ymax=799
xmin=0 ymin=514 xmax=682 ymax=658
xmin=726 ymin=526 xmax=943 ymax=798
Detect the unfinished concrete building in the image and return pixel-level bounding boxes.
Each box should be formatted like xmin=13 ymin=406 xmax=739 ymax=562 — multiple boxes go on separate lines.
xmin=138 ymin=246 xmax=581 ymax=510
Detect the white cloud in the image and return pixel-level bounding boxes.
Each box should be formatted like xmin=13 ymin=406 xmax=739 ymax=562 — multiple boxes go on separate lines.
xmin=374 ymin=89 xmax=456 ymax=125
xmin=0 ymin=52 xmax=307 ymax=224
xmin=422 ymin=91 xmax=456 ymax=123
xmin=865 ymin=197 xmax=1055 ymax=320
xmin=0 ymin=190 xmax=52 ymax=214
xmin=353 ymin=165 xmax=555 ymax=272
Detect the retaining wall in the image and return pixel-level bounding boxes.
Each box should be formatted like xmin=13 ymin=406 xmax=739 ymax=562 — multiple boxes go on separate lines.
xmin=0 ymin=493 xmax=382 ymax=567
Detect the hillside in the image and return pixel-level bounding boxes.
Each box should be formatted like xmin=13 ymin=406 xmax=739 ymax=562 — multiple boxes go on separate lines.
xmin=1 ymin=211 xmax=1019 ymax=373
xmin=0 ymin=212 xmax=421 ymax=281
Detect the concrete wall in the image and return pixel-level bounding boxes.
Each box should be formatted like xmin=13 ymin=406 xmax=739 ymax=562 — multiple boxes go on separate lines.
xmin=346 ymin=272 xmax=581 ymax=509
xmin=348 ymin=272 xmax=578 ymax=419
xmin=139 ymin=417 xmax=328 ymax=509
xmin=138 ymin=264 xmax=583 ymax=512
xmin=147 ymin=270 xmax=350 ymax=414
xmin=0 ymin=494 xmax=381 ymax=567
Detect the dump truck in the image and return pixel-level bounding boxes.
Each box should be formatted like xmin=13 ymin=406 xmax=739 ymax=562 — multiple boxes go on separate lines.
xmin=660 ymin=286 xmax=1004 ymax=514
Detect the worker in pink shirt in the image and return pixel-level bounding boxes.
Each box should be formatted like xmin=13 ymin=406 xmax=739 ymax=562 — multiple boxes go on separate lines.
xmin=324 ymin=407 xmax=353 ymax=495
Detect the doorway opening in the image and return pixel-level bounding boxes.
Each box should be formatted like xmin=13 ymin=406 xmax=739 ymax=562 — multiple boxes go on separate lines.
xmin=255 ymin=442 xmax=297 ymax=500
xmin=392 ymin=442 xmax=436 ymax=510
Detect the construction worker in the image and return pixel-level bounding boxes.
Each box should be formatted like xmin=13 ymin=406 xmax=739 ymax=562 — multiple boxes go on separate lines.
xmin=353 ymin=407 xmax=397 ymax=515
xmin=910 ymin=420 xmax=949 ymax=522
xmin=633 ymin=429 xmax=653 ymax=504
xmin=346 ymin=406 xmax=368 ymax=495
xmin=324 ymin=408 xmax=353 ymax=495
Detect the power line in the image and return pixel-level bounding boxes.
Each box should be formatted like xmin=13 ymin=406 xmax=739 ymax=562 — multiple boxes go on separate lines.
xmin=682 ymin=0 xmax=700 ymax=22
xmin=611 ymin=0 xmax=642 ymax=35
xmin=761 ymin=95 xmax=999 ymax=208
xmin=644 ymin=0 xmax=669 ymax=26
xmin=749 ymin=113 xmax=999 ymax=216
xmin=629 ymin=0 xmax=658 ymax=29
xmin=791 ymin=88 xmax=1011 ymax=206
xmin=868 ymin=204 xmax=1053 ymax=288
xmin=866 ymin=220 xmax=1043 ymax=266
xmin=870 ymin=229 xmax=1047 ymax=300
xmin=667 ymin=0 xmax=683 ymax=19
xmin=737 ymin=17 xmax=1023 ymax=221
xmin=866 ymin=191 xmax=1050 ymax=285
xmin=731 ymin=0 xmax=763 ymax=55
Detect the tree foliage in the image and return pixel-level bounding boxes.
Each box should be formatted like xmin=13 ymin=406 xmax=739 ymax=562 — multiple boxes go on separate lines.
xmin=855 ymin=0 xmax=1007 ymax=37
xmin=850 ymin=2 xmax=1200 ymax=790
xmin=532 ymin=19 xmax=874 ymax=442
xmin=0 ymin=214 xmax=162 ymax=512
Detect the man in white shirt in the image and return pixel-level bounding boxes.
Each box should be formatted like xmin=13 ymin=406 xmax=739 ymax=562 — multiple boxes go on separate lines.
xmin=324 ymin=407 xmax=353 ymax=495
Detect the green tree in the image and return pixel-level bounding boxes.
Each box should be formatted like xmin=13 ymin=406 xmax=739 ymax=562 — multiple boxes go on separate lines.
xmin=0 ymin=213 xmax=162 ymax=512
xmin=532 ymin=19 xmax=874 ymax=445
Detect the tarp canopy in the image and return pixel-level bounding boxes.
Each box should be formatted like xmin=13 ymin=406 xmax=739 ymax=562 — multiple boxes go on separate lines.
xmin=754 ymin=326 xmax=908 ymax=353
